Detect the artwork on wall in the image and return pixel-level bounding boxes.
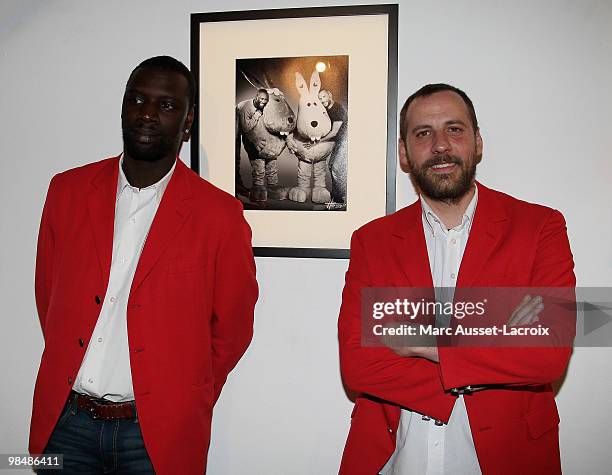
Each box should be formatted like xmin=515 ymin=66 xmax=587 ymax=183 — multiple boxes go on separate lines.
xmin=191 ymin=5 xmax=398 ymax=258
xmin=235 ymin=55 xmax=348 ymax=212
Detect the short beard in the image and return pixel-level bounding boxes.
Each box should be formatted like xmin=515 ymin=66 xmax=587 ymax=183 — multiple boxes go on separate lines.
xmin=407 ymin=153 xmax=477 ymax=204
xmin=122 ymin=129 xmax=175 ymax=162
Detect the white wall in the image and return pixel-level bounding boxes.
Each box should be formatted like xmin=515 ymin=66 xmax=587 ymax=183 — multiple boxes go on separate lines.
xmin=1 ymin=1 xmax=610 ymax=473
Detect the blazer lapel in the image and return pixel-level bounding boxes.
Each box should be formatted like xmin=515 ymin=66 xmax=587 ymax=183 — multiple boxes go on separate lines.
xmin=130 ymin=160 xmax=193 ymax=294
xmin=87 ymin=157 xmax=120 ymax=283
xmin=391 ymin=202 xmax=434 ymax=288
xmin=457 ymin=183 xmax=509 ymax=287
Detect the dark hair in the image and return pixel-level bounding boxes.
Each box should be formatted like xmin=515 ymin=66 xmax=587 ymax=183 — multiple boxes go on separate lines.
xmin=256 ymin=88 xmax=268 ymax=96
xmin=128 ymin=56 xmax=196 ymax=108
xmin=399 ymin=83 xmax=478 ymax=141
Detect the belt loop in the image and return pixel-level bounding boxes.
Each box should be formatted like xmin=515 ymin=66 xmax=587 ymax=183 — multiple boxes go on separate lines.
xmin=132 ymin=401 xmax=138 ymax=423
xmin=69 ymin=391 xmax=78 ymax=414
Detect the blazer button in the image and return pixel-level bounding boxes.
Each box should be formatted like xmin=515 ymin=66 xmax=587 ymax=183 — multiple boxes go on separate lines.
xmin=68 ymin=376 xmax=73 ymax=384
xmin=78 ymin=338 xmax=84 ymax=347
xmin=95 ymin=295 xmax=101 ymax=304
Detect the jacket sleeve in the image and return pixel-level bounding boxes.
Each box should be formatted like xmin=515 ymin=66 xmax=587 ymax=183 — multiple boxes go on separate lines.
xmin=210 ymin=201 xmax=258 ymax=403
xmin=339 ymin=231 xmax=455 ymax=420
xmin=438 ymin=209 xmax=576 ymax=389
xmin=35 ymin=175 xmax=60 ymax=338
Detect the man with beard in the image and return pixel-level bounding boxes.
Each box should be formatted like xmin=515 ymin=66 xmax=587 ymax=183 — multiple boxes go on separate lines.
xmin=242 ymin=89 xmax=269 ymax=133
xmin=30 ymin=56 xmax=258 ymax=474
xmin=318 ymin=89 xmax=348 ymax=205
xmin=338 ymin=84 xmax=575 ymax=474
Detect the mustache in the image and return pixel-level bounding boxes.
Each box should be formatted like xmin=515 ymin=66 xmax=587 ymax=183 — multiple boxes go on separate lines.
xmin=123 ymin=124 xmax=161 ymax=136
xmin=423 ymin=154 xmax=462 ymax=168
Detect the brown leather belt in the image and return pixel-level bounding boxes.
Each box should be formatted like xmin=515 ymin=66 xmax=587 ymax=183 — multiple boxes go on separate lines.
xmin=71 ymin=391 xmax=136 ymax=420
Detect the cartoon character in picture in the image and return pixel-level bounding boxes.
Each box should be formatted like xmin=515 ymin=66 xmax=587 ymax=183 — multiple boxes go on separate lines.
xmin=236 ymin=70 xmax=296 ymax=202
xmin=286 ymin=71 xmax=335 ymax=204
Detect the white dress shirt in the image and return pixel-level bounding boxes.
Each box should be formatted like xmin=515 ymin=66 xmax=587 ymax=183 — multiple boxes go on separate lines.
xmin=381 ymin=186 xmax=482 ymax=475
xmin=73 ymin=157 xmax=176 ymax=402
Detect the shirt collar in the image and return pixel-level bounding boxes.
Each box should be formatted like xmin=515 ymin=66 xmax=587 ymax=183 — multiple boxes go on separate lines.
xmin=421 ymin=184 xmax=479 ymax=235
xmin=117 ymin=154 xmax=177 ymax=202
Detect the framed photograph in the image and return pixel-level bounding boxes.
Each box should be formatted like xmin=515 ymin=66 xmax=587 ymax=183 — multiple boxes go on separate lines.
xmin=191 ymin=5 xmax=398 ymax=258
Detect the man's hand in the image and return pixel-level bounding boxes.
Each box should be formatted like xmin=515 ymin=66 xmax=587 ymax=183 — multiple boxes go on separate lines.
xmin=507 ymin=294 xmax=544 ymax=326
xmin=392 ymin=346 xmax=439 ymax=362
xmin=381 ymin=327 xmax=439 ymax=362
xmin=286 ymin=133 xmax=298 ymax=154
xmin=386 ymin=295 xmax=543 ymax=364
xmin=320 ymin=121 xmax=342 ymax=143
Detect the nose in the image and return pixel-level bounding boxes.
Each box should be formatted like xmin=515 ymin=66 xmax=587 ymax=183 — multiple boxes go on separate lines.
xmin=139 ymin=102 xmax=158 ymax=122
xmin=432 ymin=132 xmax=450 ymax=154
xmin=311 ymin=120 xmax=318 ymax=128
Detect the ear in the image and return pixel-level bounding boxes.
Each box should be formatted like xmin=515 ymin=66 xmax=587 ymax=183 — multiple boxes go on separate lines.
xmin=295 ymin=72 xmax=308 ymax=96
xmin=309 ymin=71 xmax=321 ymax=96
xmin=398 ymin=139 xmax=411 ymax=174
xmin=182 ymin=106 xmax=195 ymax=142
xmin=475 ymin=128 xmax=483 ymax=164
xmin=240 ymin=69 xmax=265 ymax=90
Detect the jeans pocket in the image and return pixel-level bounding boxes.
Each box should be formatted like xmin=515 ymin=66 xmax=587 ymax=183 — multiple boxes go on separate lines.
xmin=55 ymin=398 xmax=76 ymax=429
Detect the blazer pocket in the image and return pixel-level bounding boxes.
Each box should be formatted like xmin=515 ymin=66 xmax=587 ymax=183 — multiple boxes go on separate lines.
xmin=525 ymin=403 xmax=560 ymax=439
xmin=168 ymin=257 xmax=205 ymax=275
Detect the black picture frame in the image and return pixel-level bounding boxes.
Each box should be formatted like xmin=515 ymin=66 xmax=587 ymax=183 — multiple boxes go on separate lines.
xmin=191 ymin=4 xmax=398 ymax=259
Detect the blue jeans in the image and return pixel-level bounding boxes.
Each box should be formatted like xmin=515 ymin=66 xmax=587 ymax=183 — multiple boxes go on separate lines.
xmin=39 ymin=394 xmax=155 ymax=474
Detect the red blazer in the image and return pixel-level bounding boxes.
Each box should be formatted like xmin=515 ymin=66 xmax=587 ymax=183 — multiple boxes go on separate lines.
xmin=338 ymin=183 xmax=575 ymax=475
xmin=30 ymin=157 xmax=258 ymax=474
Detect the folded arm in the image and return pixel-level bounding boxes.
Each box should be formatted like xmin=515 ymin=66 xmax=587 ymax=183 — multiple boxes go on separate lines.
xmin=339 ymin=232 xmax=455 ymax=419
xmin=438 ymin=209 xmax=576 ymax=389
